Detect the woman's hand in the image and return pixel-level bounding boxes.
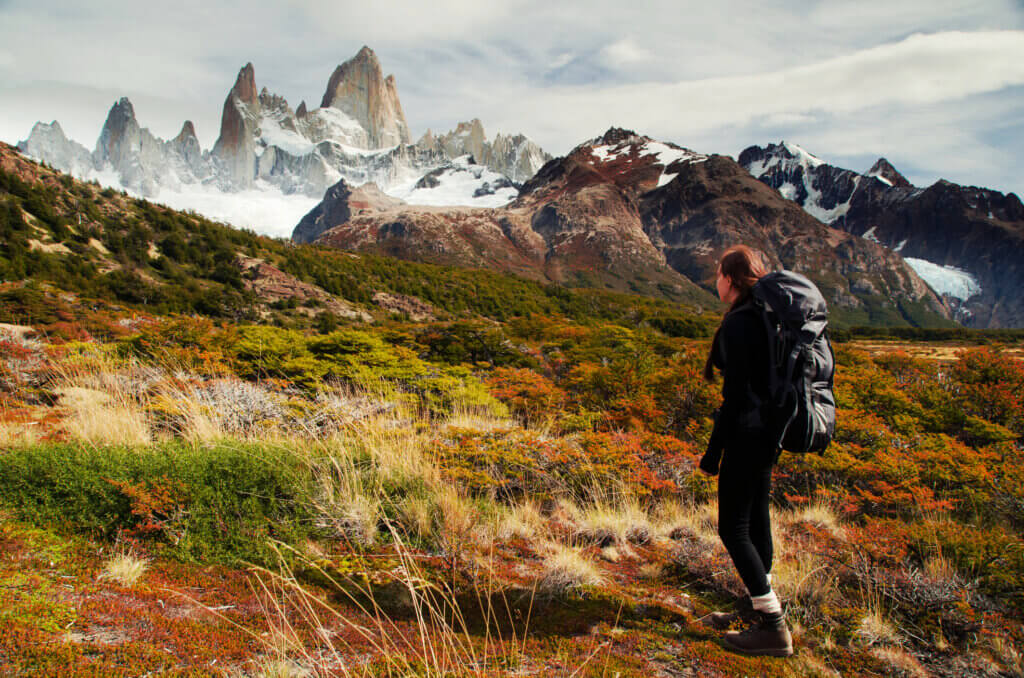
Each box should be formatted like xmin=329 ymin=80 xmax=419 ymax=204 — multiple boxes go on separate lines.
xmin=699 ymin=449 xmax=721 ymax=476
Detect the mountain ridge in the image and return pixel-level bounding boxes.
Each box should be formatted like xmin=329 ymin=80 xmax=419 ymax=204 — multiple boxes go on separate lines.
xmin=301 ymin=127 xmax=953 ymax=328
xmin=16 ymin=47 xmax=551 ymax=213
xmin=740 ymin=141 xmax=1024 ymax=327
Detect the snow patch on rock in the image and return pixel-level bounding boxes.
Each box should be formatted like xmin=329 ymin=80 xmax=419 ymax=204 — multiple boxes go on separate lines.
xmin=904 ymin=258 xmax=982 ymax=301
xmin=386 ymin=156 xmax=517 ymax=208
xmin=639 ymin=140 xmax=707 ymax=187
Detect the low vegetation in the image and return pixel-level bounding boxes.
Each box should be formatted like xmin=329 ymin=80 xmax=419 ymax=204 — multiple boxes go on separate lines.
xmin=2 ymin=144 xmax=1023 ymax=676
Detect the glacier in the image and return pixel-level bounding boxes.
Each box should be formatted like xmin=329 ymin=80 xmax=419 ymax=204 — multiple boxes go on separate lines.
xmin=904 ymin=257 xmax=982 ymax=301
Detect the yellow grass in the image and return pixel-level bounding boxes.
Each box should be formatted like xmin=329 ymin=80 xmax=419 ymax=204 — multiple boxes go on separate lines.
xmin=98 ymin=551 xmax=149 ymax=587
xmin=495 ymin=500 xmax=546 ymax=542
xmin=573 ymin=499 xmax=652 ymax=547
xmin=849 ymin=340 xmax=1024 ymax=363
xmin=792 ymin=652 xmax=842 ymax=677
xmin=788 ymin=499 xmax=845 ymax=538
xmin=251 ymin=658 xmax=310 ymax=678
xmin=236 ymin=531 xmax=543 ymax=678
xmin=50 ymin=351 xmax=155 ymax=446
xmin=61 ymin=399 xmax=152 ymax=446
xmin=868 ymin=647 xmax=928 ymax=677
xmin=855 ymin=608 xmax=902 ymax=647
xmin=436 ymin=485 xmax=481 ymax=551
xmin=652 ymin=499 xmax=718 ymax=545
xmin=538 ymin=543 xmax=605 ymax=595
xmin=771 ymin=548 xmax=839 ymax=608
xmin=0 ymin=420 xmax=42 ymax=447
xmin=989 ymin=634 xmax=1024 ymax=676
xmin=923 ymin=553 xmax=959 ymax=581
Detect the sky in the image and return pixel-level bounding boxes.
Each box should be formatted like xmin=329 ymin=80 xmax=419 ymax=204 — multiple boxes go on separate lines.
xmin=2 ymin=0 xmax=1024 ymax=195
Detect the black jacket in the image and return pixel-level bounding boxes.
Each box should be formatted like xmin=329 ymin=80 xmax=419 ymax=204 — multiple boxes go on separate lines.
xmin=700 ymin=302 xmax=773 ymax=473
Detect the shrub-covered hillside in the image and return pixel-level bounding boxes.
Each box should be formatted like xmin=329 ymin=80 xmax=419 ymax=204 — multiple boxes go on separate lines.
xmin=0 ymin=142 xmax=721 ymax=333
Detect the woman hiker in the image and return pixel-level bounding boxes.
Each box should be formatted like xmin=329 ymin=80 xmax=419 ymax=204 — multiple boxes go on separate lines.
xmin=698 ymin=245 xmax=794 ymax=658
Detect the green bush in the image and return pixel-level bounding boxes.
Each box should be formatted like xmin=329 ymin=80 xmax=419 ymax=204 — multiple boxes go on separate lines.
xmin=0 ymin=441 xmax=316 ymax=566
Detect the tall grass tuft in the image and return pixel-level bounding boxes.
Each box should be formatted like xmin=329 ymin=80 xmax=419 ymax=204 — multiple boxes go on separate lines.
xmin=98 ymin=550 xmax=149 ymax=587
xmin=538 ymin=543 xmax=605 ymax=595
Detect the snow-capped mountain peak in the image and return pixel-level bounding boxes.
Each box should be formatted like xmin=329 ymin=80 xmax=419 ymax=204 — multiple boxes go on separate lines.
xmin=579 ymin=129 xmax=707 ymax=188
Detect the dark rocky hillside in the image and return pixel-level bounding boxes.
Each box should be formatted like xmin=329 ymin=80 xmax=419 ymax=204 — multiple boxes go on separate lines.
xmin=741 ymin=142 xmax=1024 ymax=327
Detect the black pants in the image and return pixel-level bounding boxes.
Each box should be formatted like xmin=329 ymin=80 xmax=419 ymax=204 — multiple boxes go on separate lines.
xmin=717 ymin=440 xmax=775 ymax=597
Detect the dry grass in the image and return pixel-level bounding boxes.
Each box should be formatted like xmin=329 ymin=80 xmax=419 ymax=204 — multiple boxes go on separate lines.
xmin=396 ymin=493 xmax=438 ymax=542
xmin=0 ymin=420 xmax=42 ymax=447
xmin=441 ymin=486 xmax=483 ymax=538
xmin=868 ymin=647 xmax=928 ymax=677
xmin=59 ymin=393 xmax=152 ymax=446
xmin=788 ymin=499 xmax=845 ymax=538
xmin=923 ymin=553 xmax=958 ymax=581
xmin=443 ymin=402 xmax=513 ymax=432
xmin=989 ymin=634 xmax=1024 ymax=676
xmin=538 ymin=543 xmax=605 ymax=595
xmin=98 ymin=551 xmax=149 ymax=587
xmin=573 ymin=499 xmax=652 ymax=547
xmin=236 ymin=531 xmax=542 ymax=678
xmin=771 ymin=548 xmax=839 ymax=609
xmin=495 ymin=500 xmax=546 ymax=542
xmin=638 ymin=563 xmax=664 ymax=580
xmin=855 ymin=608 xmax=902 ymax=647
xmin=312 ymin=465 xmax=382 ymax=547
xmin=50 ymin=352 xmax=156 ymax=446
xmin=791 ymin=653 xmax=842 ymax=677
xmin=849 ymin=340 xmax=1024 ymax=363
xmin=599 ymin=545 xmax=624 ymax=562
xmin=653 ymin=499 xmax=718 ymax=545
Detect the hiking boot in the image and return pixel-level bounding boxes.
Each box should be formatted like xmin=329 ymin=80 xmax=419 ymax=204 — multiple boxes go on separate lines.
xmin=704 ymin=595 xmax=757 ymax=630
xmin=723 ymin=611 xmax=793 ymax=657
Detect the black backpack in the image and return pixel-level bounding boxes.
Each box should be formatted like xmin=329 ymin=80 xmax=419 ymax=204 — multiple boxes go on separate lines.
xmin=750 ymin=271 xmax=836 ymax=455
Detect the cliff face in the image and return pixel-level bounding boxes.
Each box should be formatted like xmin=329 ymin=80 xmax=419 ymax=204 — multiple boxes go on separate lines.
xmin=320 ymin=46 xmax=411 ymax=149
xmin=212 ymin=63 xmax=260 ymax=189
xmin=303 ymin=128 xmax=951 ymax=326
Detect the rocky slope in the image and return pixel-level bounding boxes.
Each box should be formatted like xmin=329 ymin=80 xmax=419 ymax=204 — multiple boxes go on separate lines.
xmin=16 ymin=46 xmax=550 ymax=207
xmin=302 ymin=128 xmax=951 ymax=326
xmin=740 ymin=142 xmax=1024 ymax=327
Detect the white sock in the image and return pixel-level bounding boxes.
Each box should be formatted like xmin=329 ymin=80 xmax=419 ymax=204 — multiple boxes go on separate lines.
xmin=750 ymin=589 xmax=782 ymax=615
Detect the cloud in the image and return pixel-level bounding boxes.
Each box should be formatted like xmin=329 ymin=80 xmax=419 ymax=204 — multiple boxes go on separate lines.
xmin=549 ymin=53 xmax=575 ymax=71
xmin=2 ymin=1 xmax=1023 ymax=196
xmin=600 ymin=39 xmax=654 ymax=67
xmin=481 ymin=31 xmax=1024 ymax=150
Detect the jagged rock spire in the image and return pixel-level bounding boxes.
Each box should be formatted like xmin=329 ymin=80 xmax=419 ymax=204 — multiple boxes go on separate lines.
xmin=320 ymin=46 xmax=410 ymax=148
xmin=212 ymin=63 xmax=261 ymax=189
xmin=95 ymin=97 xmax=141 ymax=168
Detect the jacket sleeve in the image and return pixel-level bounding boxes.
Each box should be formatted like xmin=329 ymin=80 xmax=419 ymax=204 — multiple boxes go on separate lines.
xmin=701 ymin=314 xmax=755 ymax=472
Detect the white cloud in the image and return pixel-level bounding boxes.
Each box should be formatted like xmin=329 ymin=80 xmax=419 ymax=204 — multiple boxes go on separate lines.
xmin=1 ymin=1 xmax=1023 ymax=197
xmin=601 ymin=38 xmax=654 ymax=67
xmin=548 ymin=52 xmax=575 ymax=71
xmin=484 ymin=31 xmax=1024 ymax=150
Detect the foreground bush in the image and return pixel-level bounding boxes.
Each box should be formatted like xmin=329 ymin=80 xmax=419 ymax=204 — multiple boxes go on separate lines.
xmin=0 ymin=441 xmax=315 ymax=565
